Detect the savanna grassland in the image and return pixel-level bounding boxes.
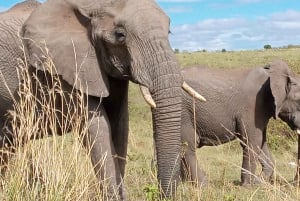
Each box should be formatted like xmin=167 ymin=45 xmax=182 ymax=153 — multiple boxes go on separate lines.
xmin=1 ymin=48 xmax=300 ymax=201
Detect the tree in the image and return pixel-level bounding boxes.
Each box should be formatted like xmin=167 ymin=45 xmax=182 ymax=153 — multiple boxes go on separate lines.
xmin=264 ymin=44 xmax=272 ymax=49
xmin=174 ymin=48 xmax=180 ymax=54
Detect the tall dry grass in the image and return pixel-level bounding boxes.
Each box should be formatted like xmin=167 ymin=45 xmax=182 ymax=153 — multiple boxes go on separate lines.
xmin=0 ymin=43 xmax=118 ymax=200
xmin=0 ymin=45 xmax=300 ymax=200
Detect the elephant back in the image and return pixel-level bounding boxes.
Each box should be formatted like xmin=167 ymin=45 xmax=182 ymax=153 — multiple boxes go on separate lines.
xmin=0 ymin=1 xmax=40 ymax=116
xmin=0 ymin=0 xmax=40 ymax=19
xmin=182 ymin=66 xmax=251 ymax=96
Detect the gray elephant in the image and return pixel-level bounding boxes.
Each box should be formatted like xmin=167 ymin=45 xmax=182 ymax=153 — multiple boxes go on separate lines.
xmin=179 ymin=60 xmax=300 ymax=186
xmin=0 ymin=1 xmax=41 ymax=129
xmin=0 ymin=0 xmax=204 ymax=199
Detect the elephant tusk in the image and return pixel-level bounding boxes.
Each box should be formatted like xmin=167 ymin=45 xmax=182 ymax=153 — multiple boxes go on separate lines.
xmin=297 ymin=129 xmax=300 ymax=135
xmin=182 ymin=81 xmax=206 ymax=102
xmin=139 ymin=85 xmax=157 ymax=109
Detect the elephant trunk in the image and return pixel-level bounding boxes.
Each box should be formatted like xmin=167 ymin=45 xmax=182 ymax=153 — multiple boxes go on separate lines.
xmin=152 ymin=89 xmax=182 ymax=197
xmin=150 ymin=56 xmax=182 ymax=198
xmin=129 ymin=35 xmax=183 ymax=198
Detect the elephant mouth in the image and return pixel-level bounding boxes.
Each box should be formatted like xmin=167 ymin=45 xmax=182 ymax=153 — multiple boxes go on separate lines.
xmin=288 ymin=124 xmax=300 ymax=134
xmin=291 ymin=119 xmax=300 ymax=134
xmin=278 ymin=112 xmax=300 ymax=131
xmin=287 ymin=123 xmax=299 ymax=132
xmin=139 ymin=82 xmax=206 ymax=109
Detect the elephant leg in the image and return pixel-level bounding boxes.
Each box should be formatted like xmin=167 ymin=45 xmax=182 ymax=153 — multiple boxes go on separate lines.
xmin=239 ymin=125 xmax=263 ymax=185
xmin=83 ymin=101 xmax=124 ymax=200
xmin=181 ymin=110 xmax=207 ymax=185
xmin=293 ymin=134 xmax=300 ymax=186
xmin=258 ymin=128 xmax=274 ymax=182
xmin=103 ymin=79 xmax=129 ymax=180
xmin=240 ymin=143 xmax=260 ymax=185
xmin=0 ymin=146 xmax=14 ymax=177
xmin=111 ymin=128 xmax=128 ymax=181
xmin=0 ymin=123 xmax=15 ymax=176
xmin=181 ymin=151 xmax=207 ymax=185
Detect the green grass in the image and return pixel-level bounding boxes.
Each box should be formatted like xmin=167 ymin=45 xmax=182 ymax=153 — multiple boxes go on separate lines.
xmin=177 ymin=48 xmax=300 ymax=72
xmin=126 ymin=83 xmax=300 ymax=200
xmin=1 ymin=48 xmax=300 ymax=200
xmin=126 ymin=48 xmax=300 ymax=200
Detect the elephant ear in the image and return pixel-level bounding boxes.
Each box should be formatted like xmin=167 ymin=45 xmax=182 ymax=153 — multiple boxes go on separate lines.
xmin=268 ymin=60 xmax=292 ymax=118
xmin=22 ymin=0 xmax=109 ymax=97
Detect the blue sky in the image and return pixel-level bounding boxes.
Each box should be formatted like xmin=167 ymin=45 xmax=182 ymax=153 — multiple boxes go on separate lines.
xmin=1 ymin=0 xmax=300 ymax=51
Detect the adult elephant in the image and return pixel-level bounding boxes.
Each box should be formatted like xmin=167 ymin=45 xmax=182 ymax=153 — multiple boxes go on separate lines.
xmin=0 ymin=1 xmax=41 ymax=128
xmin=179 ymin=60 xmax=300 ymax=186
xmin=0 ymin=0 xmax=205 ymax=199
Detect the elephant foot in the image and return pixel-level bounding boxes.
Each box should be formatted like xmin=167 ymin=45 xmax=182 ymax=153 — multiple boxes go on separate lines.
xmin=241 ymin=176 xmax=266 ymax=187
xmin=95 ymin=178 xmax=126 ymax=201
xmin=253 ymin=177 xmax=266 ymax=185
xmin=100 ymin=189 xmax=126 ymax=201
xmin=259 ymin=171 xmax=274 ymax=184
xmin=185 ymin=177 xmax=209 ymax=187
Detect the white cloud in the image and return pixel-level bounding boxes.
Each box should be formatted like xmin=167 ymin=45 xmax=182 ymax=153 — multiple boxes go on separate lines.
xmin=169 ymin=10 xmax=300 ymax=51
xmin=265 ymin=10 xmax=300 ymax=32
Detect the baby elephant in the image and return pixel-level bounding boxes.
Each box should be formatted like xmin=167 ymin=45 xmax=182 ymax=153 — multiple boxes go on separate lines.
xmin=181 ymin=60 xmax=300 ymax=186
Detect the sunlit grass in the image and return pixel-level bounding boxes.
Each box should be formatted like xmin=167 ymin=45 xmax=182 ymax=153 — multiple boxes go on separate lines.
xmin=177 ymin=48 xmax=300 ymax=73
xmin=0 ymin=48 xmax=300 ymax=200
xmin=0 ymin=45 xmax=115 ymax=200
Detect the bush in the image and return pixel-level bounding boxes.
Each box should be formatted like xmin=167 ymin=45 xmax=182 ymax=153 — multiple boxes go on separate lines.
xmin=264 ymin=44 xmax=272 ymax=49
xmin=174 ymin=48 xmax=180 ymax=54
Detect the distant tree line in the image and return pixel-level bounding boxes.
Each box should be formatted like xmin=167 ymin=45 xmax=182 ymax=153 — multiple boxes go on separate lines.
xmin=173 ymin=44 xmax=300 ymax=53
xmin=263 ymin=44 xmax=300 ymax=50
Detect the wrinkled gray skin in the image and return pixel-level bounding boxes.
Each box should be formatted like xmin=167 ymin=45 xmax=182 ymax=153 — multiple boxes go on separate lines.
xmin=180 ymin=60 xmax=300 ymax=186
xmin=0 ymin=0 xmax=183 ymax=199
xmin=0 ymin=1 xmax=41 ymax=133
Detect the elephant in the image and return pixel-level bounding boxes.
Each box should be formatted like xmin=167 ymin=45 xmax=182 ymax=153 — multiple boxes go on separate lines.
xmin=0 ymin=0 xmax=205 ymax=199
xmin=0 ymin=1 xmax=41 ymax=126
xmin=178 ymin=60 xmax=300 ymax=186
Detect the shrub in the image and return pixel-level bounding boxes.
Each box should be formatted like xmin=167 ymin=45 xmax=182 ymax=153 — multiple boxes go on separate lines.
xmin=264 ymin=44 xmax=272 ymax=49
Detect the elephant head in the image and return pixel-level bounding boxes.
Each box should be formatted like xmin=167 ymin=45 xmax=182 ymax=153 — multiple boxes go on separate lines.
xmin=268 ymin=60 xmax=300 ymax=132
xmin=21 ymin=0 xmax=205 ymax=197
xmin=268 ymin=60 xmax=300 ymax=185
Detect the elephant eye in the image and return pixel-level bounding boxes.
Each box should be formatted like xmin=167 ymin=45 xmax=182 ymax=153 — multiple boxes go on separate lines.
xmin=115 ymin=27 xmax=126 ymax=44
